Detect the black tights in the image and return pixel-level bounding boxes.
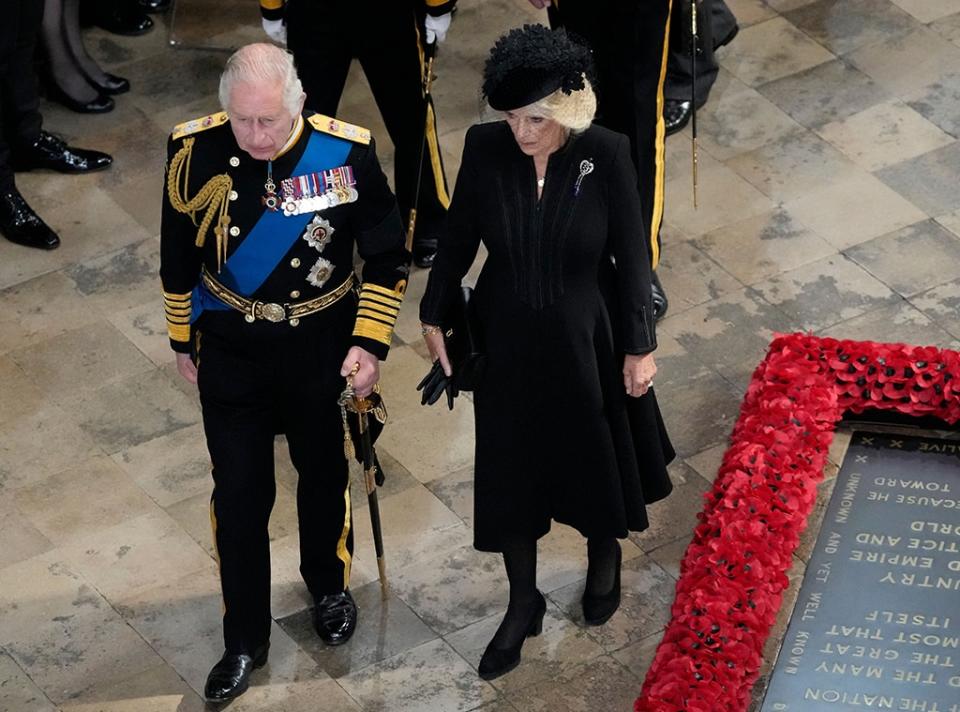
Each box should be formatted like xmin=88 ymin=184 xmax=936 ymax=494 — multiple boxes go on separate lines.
xmin=42 ymin=0 xmax=109 ymax=102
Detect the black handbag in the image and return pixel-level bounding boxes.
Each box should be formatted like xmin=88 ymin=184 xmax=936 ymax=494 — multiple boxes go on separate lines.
xmin=445 ymin=286 xmax=486 ymax=392
xmin=417 ymin=286 xmax=486 ymax=408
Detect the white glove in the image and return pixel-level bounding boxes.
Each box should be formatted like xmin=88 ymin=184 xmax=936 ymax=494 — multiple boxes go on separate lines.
xmin=425 ymin=13 xmax=451 ymax=44
xmin=262 ymin=18 xmax=287 ymax=46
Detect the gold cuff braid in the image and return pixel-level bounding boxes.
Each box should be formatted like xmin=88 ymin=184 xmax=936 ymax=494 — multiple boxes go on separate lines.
xmin=166 ymin=137 xmax=234 ymax=270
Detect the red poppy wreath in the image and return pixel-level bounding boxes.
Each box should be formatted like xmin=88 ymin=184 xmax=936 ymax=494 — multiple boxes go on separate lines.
xmin=635 ymin=333 xmax=960 ymax=712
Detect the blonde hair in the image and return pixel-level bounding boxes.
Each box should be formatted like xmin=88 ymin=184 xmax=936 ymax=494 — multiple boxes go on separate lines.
xmin=219 ymin=43 xmax=304 ymax=116
xmin=527 ymin=76 xmax=596 ymax=133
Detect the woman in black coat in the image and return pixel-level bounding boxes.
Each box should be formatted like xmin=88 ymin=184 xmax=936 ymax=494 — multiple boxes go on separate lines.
xmin=419 ymin=25 xmax=674 ymax=680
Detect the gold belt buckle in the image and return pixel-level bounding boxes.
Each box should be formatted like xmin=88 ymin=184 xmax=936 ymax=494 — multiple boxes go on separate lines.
xmin=259 ymin=302 xmax=286 ymax=322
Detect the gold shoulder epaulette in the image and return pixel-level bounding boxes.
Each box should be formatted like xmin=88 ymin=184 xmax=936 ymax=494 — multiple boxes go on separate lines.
xmin=172 ymin=111 xmax=229 ymax=140
xmin=308 ymin=114 xmax=371 ymax=145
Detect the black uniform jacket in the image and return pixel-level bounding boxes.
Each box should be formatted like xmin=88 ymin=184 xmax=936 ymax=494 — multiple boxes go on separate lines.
xmin=160 ymin=111 xmax=409 ymax=360
xmin=259 ymin=0 xmax=456 ymax=20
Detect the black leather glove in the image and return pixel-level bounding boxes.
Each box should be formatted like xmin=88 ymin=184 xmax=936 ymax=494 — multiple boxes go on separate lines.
xmin=416 ymin=360 xmax=456 ymax=410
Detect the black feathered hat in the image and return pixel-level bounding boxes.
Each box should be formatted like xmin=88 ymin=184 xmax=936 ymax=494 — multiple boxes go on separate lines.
xmin=482 ymin=24 xmax=594 ymax=112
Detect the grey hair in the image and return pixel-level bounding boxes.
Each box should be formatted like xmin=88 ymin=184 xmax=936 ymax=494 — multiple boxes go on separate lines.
xmin=219 ymin=43 xmax=304 ymax=116
xmin=525 ymin=76 xmax=597 ymax=134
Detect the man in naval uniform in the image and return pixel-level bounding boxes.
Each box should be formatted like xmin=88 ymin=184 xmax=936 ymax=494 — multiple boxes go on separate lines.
xmin=259 ymin=0 xmax=456 ymax=268
xmin=160 ymin=43 xmax=409 ymax=702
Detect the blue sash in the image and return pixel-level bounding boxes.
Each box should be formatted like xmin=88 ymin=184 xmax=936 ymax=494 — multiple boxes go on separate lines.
xmin=191 ymin=130 xmax=352 ymax=322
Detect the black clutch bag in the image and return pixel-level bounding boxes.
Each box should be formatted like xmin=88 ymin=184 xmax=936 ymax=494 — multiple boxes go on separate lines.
xmin=445 ymin=286 xmax=486 ymax=392
xmin=417 ymin=286 xmax=487 ymax=408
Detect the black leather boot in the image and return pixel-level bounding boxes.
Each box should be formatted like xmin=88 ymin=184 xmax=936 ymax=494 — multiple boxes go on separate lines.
xmin=0 ymin=188 xmax=61 ymax=250
xmin=204 ymin=645 xmax=269 ymax=702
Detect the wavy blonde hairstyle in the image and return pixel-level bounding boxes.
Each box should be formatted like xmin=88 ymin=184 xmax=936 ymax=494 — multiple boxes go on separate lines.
xmin=525 ymin=76 xmax=597 ymax=134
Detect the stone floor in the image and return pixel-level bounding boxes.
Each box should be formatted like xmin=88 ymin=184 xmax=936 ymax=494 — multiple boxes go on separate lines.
xmin=2 ymin=0 xmax=960 ymax=710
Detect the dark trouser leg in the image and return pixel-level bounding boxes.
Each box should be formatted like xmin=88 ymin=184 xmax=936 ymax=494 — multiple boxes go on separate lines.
xmin=664 ymin=0 xmax=738 ymax=104
xmin=0 ymin=0 xmax=44 ymax=187
xmin=359 ymin=9 xmax=448 ymax=255
xmin=286 ymin=403 xmax=353 ymax=597
xmin=285 ymin=0 xmax=352 ymax=117
xmin=198 ymin=334 xmax=276 ymax=654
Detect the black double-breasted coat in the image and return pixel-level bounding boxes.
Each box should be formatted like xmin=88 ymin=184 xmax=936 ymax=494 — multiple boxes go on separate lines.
xmin=421 ymin=122 xmax=674 ymax=552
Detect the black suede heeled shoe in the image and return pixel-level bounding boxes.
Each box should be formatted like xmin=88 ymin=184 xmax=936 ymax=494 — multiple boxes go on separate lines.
xmin=583 ymin=541 xmax=622 ymax=626
xmin=204 ymin=644 xmax=269 ymax=702
xmin=478 ymin=591 xmax=547 ymax=680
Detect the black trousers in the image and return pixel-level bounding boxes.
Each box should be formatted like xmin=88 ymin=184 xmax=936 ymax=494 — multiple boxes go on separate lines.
xmin=664 ymin=0 xmax=738 ymax=105
xmin=550 ymin=0 xmax=672 ymax=269
xmin=196 ymin=303 xmax=354 ymax=654
xmin=0 ymin=0 xmax=44 ymax=190
xmin=285 ymin=0 xmax=449 ymax=242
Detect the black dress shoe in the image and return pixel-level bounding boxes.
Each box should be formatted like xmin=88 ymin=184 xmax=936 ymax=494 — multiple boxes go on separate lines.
xmin=413 ymin=236 xmax=438 ymax=269
xmin=0 ymin=188 xmax=61 ymax=250
xmin=48 ymin=85 xmax=115 ymax=114
xmin=95 ymin=6 xmax=154 ymax=35
xmin=583 ymin=542 xmax=621 ymax=626
xmin=478 ymin=591 xmax=546 ymax=680
xmin=89 ymin=72 xmax=130 ymax=95
xmin=664 ymin=99 xmax=692 ymax=137
xmin=312 ymin=590 xmax=357 ymax=645
xmin=651 ymin=270 xmax=668 ymax=321
xmin=139 ymin=0 xmax=172 ymax=12
xmin=204 ymin=645 xmax=269 ymax=702
xmin=14 ymin=131 xmax=113 ymax=174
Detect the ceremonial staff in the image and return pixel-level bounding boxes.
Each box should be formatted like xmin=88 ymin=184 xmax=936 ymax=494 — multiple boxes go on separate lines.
xmin=405 ymin=39 xmax=439 ymax=252
xmin=690 ymin=0 xmax=700 ymax=209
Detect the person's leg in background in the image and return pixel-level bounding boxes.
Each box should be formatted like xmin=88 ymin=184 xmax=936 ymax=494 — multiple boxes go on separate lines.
xmin=663 ymin=0 xmax=739 ymax=136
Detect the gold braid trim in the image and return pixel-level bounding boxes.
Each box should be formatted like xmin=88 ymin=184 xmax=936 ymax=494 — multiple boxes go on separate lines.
xmin=166 ymin=137 xmax=234 ymax=270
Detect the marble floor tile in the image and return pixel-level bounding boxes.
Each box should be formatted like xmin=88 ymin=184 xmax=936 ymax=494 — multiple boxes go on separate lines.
xmin=123 ymin=51 xmax=227 ymax=119
xmin=162 ymin=492 xmax=216 ymax=559
xmin=782 ymin=170 xmax=927 ymax=251
xmin=694 ymin=208 xmax=837 ymax=285
xmin=337 ymin=638 xmax=498 ymax=712
xmin=663 ymin=156 xmax=774 ymax=237
xmin=785 ymin=0 xmax=919 ymax=56
xmin=60 ymin=509 xmax=214 ymax=602
xmin=822 ymin=301 xmax=958 ymax=349
xmin=610 ymin=631 xmax=663 ymax=683
xmin=656 ymin=240 xmax=743 ymax=314
xmin=0 ymin=555 xmax=163 ymax=705
xmin=14 ymin=455 xmax=159 ymax=545
xmin=225 ymin=677 xmax=363 ymax=712
xmin=445 ymin=600 xmax=606 ymax=695
xmin=891 ymin=0 xmax=960 ymax=22
xmin=909 ymin=277 xmax=960 ymax=338
xmin=845 ymin=219 xmax=960 ymax=298
xmin=629 ymin=461 xmax=713 ymax=554
xmin=817 ymin=100 xmax=955 ymax=172
xmin=425 ymin=463 xmax=474 ymax=529
xmin=0 ymin=406 xmax=100 ymax=492
xmin=847 ymin=26 xmax=960 ymax=97
xmin=660 ymin=287 xmax=794 ymax=386
xmin=59 ymin=369 xmax=200 ymax=455
xmin=66 ymin=238 xmax=161 ymax=315
xmin=10 ymin=321 xmax=155 ymax=400
xmin=718 ymin=16 xmax=835 ymax=87
xmin=757 ymin=58 xmax=891 ymax=130
xmin=376 ymin=345 xmax=477 ymax=483
xmin=0 ymin=653 xmax=56 ymax=712
xmin=751 ymin=253 xmax=900 ymax=331
xmin=107 ymin=170 xmax=164 ymax=237
xmin=533 ymin=524 xmax=644 ymax=596
xmin=58 ymin=661 xmax=206 ymax=712
xmin=655 ymin=370 xmax=742 ymax=458
xmin=931 ymin=10 xmax=960 ymax=46
xmin=725 ymin=0 xmax=778 ymax=26
xmin=0 ymin=356 xmax=44 ymax=427
xmin=110 ymin=424 xmax=211 ymax=508
xmin=349 ymin=446 xmax=423 ymax=507
xmin=643 ymin=332 xmax=712 ymax=387
xmin=549 ymin=554 xmax=674 ymax=652
xmin=724 ymin=127 xmax=863 ymax=203
xmin=388 ymin=542 xmax=508 ymax=636
xmin=696 ymin=72 xmax=804 ymax=161
xmin=278 ymin=580 xmax=437 ymax=680
xmin=875 ymin=141 xmax=960 ymax=218
xmin=906 ymin=70 xmax=960 ymax=138
xmin=0 ymin=271 xmax=101 ymax=357
xmin=684 ymin=442 xmax=728 ymax=486
xmin=504 ymin=655 xmax=643 ymax=712
xmin=645 ymin=538 xmax=690 ymax=582
xmin=0 ymin=499 xmax=51 ymax=570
